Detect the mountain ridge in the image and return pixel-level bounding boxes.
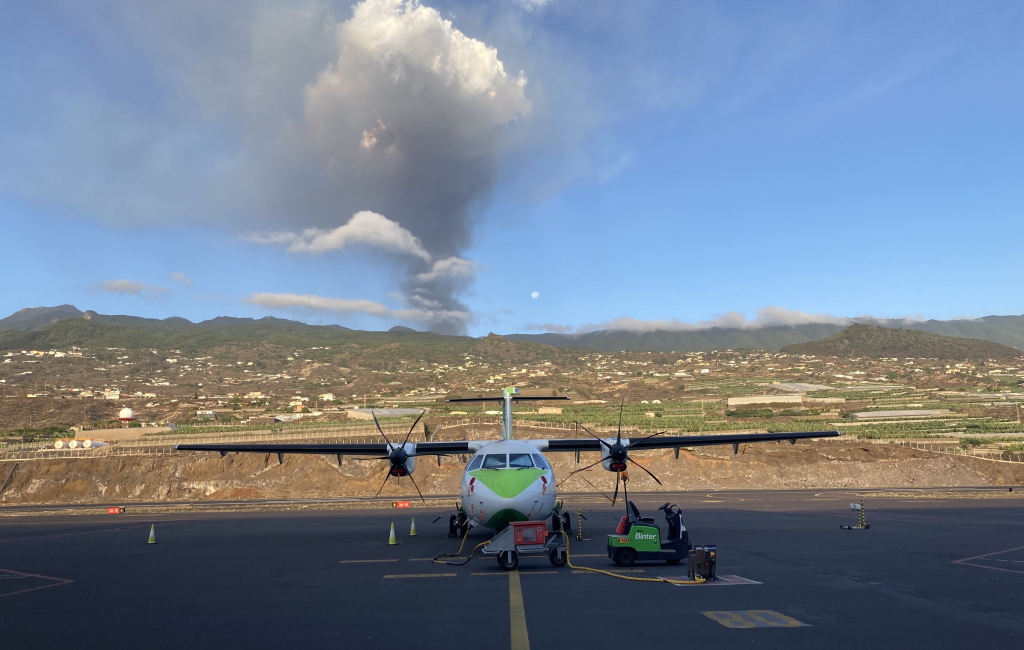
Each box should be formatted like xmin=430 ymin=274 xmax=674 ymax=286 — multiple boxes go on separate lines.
xmin=1 ymin=305 xmax=1023 ymax=353
xmin=780 ymin=324 xmax=1022 ymax=360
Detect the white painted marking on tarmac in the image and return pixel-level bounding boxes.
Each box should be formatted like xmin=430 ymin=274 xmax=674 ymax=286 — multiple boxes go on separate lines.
xmin=383 ymin=573 xmax=456 ymax=579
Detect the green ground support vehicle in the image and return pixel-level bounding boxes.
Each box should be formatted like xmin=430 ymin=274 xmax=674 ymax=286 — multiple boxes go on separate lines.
xmin=607 ymin=501 xmax=691 ymax=567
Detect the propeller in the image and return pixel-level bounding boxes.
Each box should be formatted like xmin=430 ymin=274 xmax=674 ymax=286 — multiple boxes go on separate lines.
xmin=575 ymin=473 xmax=614 ymax=503
xmin=574 ymin=400 xmax=666 ymax=500
xmin=556 ymin=458 xmax=616 ymax=503
xmin=371 ymin=409 xmax=427 ymax=502
xmin=557 ymin=458 xmax=604 ymax=488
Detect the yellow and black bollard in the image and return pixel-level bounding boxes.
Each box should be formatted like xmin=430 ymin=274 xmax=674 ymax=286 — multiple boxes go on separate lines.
xmin=576 ymin=507 xmax=587 ymax=541
xmin=840 ymin=500 xmax=870 ymax=530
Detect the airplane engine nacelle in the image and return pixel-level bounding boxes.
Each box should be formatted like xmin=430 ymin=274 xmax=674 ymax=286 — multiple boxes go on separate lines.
xmin=600 ymin=437 xmax=630 ymax=472
xmin=388 ymin=442 xmax=417 ymax=476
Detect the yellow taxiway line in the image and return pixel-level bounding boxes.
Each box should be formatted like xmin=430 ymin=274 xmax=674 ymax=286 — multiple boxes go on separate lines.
xmin=509 ymin=569 xmax=530 ymax=650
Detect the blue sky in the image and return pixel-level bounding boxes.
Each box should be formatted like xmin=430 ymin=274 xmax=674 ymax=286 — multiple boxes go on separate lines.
xmin=1 ymin=0 xmax=1021 ymax=336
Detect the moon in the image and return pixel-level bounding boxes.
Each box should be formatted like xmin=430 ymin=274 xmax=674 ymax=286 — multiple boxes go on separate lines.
xmin=531 ymin=291 xmax=539 ymax=299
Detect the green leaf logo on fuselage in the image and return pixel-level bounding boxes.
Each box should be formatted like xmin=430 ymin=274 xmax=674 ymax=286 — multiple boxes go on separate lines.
xmin=469 ymin=469 xmax=545 ymax=498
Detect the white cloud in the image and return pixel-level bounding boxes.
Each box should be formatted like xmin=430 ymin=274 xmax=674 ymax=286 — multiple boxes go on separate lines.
xmin=246 ymin=211 xmax=431 ymax=260
xmin=94 ymin=280 xmax=171 ymax=298
xmin=245 ymin=291 xmax=471 ymax=327
xmin=241 ymin=232 xmax=300 ymax=246
xmin=517 ymin=0 xmax=554 ymax=10
xmin=530 ymin=306 xmax=854 ymax=334
xmin=170 ymin=272 xmax=193 ymax=286
xmin=414 ymin=257 xmax=478 ymax=283
xmin=523 ymin=322 xmax=573 ymax=333
xmin=531 ymin=291 xmax=539 ymax=299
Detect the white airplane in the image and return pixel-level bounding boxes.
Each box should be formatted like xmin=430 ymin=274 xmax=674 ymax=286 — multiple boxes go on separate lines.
xmin=176 ymin=387 xmax=839 ymax=534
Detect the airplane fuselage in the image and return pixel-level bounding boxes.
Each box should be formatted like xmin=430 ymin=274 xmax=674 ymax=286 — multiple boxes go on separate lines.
xmin=460 ymin=439 xmax=557 ymax=530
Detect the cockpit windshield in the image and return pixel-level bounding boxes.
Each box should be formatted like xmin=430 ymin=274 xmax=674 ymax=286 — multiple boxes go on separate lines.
xmin=508 ymin=453 xmax=534 ymax=469
xmin=482 ymin=454 xmax=508 ymax=469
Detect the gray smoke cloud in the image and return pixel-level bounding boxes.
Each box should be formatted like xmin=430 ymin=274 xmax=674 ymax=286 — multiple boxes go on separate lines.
xmin=0 ymin=0 xmax=530 ymax=334
xmin=233 ymin=0 xmax=531 ymax=333
xmin=266 ymin=0 xmax=530 ymax=332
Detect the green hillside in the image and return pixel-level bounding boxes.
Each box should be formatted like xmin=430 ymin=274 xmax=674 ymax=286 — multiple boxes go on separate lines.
xmin=0 ymin=318 xmax=573 ymax=368
xmin=780 ymin=324 xmax=1022 ymax=360
xmin=4 ymin=305 xmax=1024 ymax=354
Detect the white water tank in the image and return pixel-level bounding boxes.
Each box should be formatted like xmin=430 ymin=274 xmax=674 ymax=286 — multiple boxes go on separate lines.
xmin=83 ymin=439 xmax=109 ymax=448
xmin=54 ymin=440 xmax=67 ymax=449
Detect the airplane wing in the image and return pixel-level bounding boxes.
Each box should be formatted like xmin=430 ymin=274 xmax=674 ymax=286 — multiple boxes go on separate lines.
xmin=446 ymin=396 xmax=570 ymax=403
xmin=540 ymin=430 xmax=841 ymax=453
xmin=176 ymin=431 xmax=840 ymax=456
xmin=174 ymin=440 xmax=475 ymax=457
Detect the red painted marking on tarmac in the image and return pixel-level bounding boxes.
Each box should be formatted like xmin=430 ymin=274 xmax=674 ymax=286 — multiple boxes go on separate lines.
xmin=952 ymin=545 xmax=1024 ymax=575
xmin=0 ymin=568 xmax=74 ymax=599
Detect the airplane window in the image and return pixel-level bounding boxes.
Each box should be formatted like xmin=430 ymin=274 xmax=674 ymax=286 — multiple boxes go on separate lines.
xmin=467 ymin=455 xmax=484 ymax=471
xmin=531 ymin=454 xmax=550 ymax=470
xmin=482 ymin=454 xmax=508 ymax=469
xmin=508 ymin=453 xmax=533 ymax=468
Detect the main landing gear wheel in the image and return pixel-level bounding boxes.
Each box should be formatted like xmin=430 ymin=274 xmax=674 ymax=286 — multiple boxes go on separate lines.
xmin=498 ymin=551 xmax=519 ymax=571
xmin=614 ymin=548 xmax=636 ymax=567
xmin=549 ymin=548 xmax=567 ymax=568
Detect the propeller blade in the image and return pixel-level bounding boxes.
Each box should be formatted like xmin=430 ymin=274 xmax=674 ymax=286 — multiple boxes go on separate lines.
xmin=374 ymin=469 xmax=392 ymax=497
xmin=372 ymin=410 xmax=394 ymax=449
xmin=401 ymin=410 xmax=426 ymax=447
xmin=616 ymin=400 xmax=624 ymax=443
xmin=576 ymin=473 xmax=614 ymax=503
xmin=406 ymin=472 xmax=426 ymax=503
xmin=576 ymin=422 xmax=612 ymax=448
xmin=631 ymin=430 xmax=668 ymax=445
xmin=627 ymin=456 xmax=663 ymax=486
xmin=611 ymin=471 xmax=620 ymax=506
xmin=556 ymin=458 xmax=604 ymax=489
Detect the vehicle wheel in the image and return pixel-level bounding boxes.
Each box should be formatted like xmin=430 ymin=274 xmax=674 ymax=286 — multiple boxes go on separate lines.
xmin=498 ymin=551 xmax=519 ymax=571
xmin=666 ymin=558 xmax=681 ymax=566
xmin=549 ymin=548 xmax=567 ymax=568
xmin=614 ymin=548 xmax=636 ymax=567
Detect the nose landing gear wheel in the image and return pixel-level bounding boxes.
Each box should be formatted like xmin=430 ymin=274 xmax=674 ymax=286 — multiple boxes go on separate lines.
xmin=614 ymin=548 xmax=636 ymax=567
xmin=549 ymin=548 xmax=567 ymax=568
xmin=498 ymin=551 xmax=519 ymax=571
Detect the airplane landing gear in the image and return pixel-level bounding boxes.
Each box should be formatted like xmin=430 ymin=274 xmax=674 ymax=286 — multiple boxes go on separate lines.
xmin=448 ymin=512 xmax=469 ymax=537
